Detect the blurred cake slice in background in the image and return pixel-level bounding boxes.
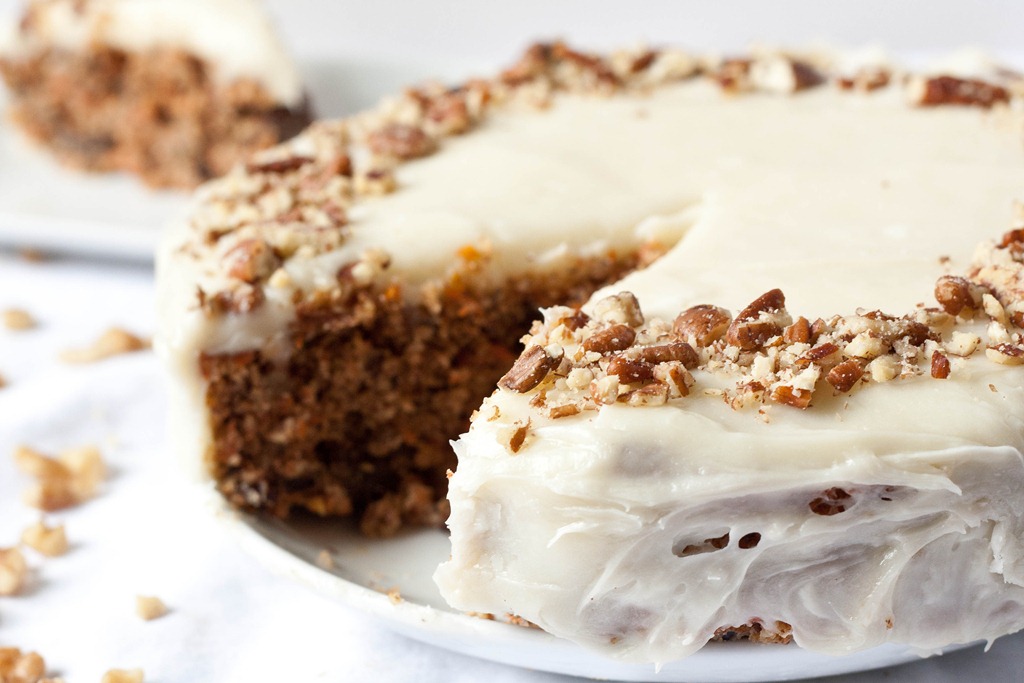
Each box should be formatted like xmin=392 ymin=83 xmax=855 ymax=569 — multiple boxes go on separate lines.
xmin=0 ymin=0 xmax=311 ymax=188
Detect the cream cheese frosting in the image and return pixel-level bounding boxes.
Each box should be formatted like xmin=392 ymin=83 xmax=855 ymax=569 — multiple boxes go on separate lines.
xmin=1 ymin=0 xmax=303 ymax=106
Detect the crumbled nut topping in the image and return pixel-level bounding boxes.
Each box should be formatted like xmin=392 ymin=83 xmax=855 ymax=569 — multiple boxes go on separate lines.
xmin=495 ymin=227 xmax=1024 ymax=422
xmin=135 ymin=595 xmax=169 ymax=621
xmin=179 ymin=42 xmax=1017 ymax=316
xmin=60 ymin=328 xmax=149 ymax=364
xmin=2 ymin=308 xmax=36 ymax=331
xmin=20 ymin=520 xmax=68 ymax=557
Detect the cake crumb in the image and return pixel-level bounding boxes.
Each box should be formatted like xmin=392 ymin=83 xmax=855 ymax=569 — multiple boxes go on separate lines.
xmin=101 ymin=669 xmax=144 ymax=683
xmin=0 ymin=547 xmax=28 ymax=596
xmin=135 ymin=595 xmax=169 ymax=621
xmin=60 ymin=327 xmax=149 ymax=364
xmin=21 ymin=520 xmax=68 ymax=557
xmin=3 ymin=308 xmax=36 ymax=330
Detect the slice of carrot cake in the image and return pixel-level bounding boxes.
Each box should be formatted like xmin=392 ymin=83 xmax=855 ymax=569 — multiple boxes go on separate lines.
xmin=0 ymin=0 xmax=311 ymax=188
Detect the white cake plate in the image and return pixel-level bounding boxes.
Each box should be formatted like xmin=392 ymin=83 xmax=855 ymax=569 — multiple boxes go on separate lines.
xmin=212 ymin=493 xmax=974 ymax=683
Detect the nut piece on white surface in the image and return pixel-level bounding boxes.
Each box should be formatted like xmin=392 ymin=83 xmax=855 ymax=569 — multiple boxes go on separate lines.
xmin=101 ymin=669 xmax=145 ymax=683
xmin=20 ymin=520 xmax=68 ymax=557
xmin=0 ymin=648 xmax=48 ymax=682
xmin=2 ymin=308 xmax=36 ymax=331
xmin=13 ymin=445 xmax=106 ymax=511
xmin=59 ymin=327 xmax=149 ymax=364
xmin=0 ymin=547 xmax=28 ymax=596
xmin=135 ymin=595 xmax=169 ymax=621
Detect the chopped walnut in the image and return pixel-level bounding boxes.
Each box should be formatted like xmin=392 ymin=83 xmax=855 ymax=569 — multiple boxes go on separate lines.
xmin=21 ymin=520 xmax=68 ymax=557
xmin=101 ymin=670 xmax=144 ymax=683
xmin=60 ymin=328 xmax=149 ymax=364
xmin=0 ymin=547 xmax=28 ymax=596
xmin=2 ymin=308 xmax=36 ymax=331
xmin=136 ymin=595 xmax=169 ymax=621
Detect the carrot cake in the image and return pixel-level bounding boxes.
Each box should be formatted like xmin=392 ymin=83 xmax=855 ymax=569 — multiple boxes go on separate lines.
xmin=0 ymin=0 xmax=311 ymax=188
xmin=157 ymin=43 xmax=1024 ymax=660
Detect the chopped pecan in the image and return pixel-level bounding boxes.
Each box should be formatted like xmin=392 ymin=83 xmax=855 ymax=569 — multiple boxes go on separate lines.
xmin=630 ymin=50 xmax=658 ymax=73
xmin=794 ymin=342 xmax=841 ymax=369
xmin=558 ymin=310 xmax=591 ymax=331
xmin=826 ymin=359 xmax=865 ymax=392
xmin=809 ymin=487 xmax=852 ymax=516
xmin=636 ymin=341 xmax=699 ymax=369
xmin=498 ymin=345 xmax=560 ymax=392
xmin=508 ymin=420 xmax=530 ymax=453
xmin=931 ymin=351 xmax=951 ymax=379
xmin=607 ymin=357 xmax=655 ymax=384
xmin=582 ymin=324 xmax=637 ymax=353
xmin=727 ymin=289 xmax=789 ymax=350
xmin=627 ymin=381 xmax=669 ymax=407
xmin=837 ymin=68 xmax=891 ymax=92
xmin=655 ymin=362 xmax=692 ymax=397
xmin=426 ymin=92 xmax=473 ymax=135
xmin=547 ymin=404 xmax=581 ymax=419
xmin=770 ymin=384 xmax=811 ymax=409
xmin=246 ymin=155 xmax=314 ymax=175
xmin=593 ymin=292 xmax=644 ymax=326
xmin=934 ymin=275 xmax=984 ymax=316
xmin=223 ymin=238 xmax=280 ymax=284
xmin=783 ymin=317 xmax=811 ymax=343
xmin=737 ymin=289 xmax=786 ymax=321
xmin=999 ymin=229 xmax=1024 ymax=249
xmin=986 ymin=343 xmax=1024 ymax=366
xmin=913 ymin=75 xmax=1010 ymax=108
xmin=673 ymin=305 xmax=732 ymax=346
xmin=367 ymin=124 xmax=436 ymax=159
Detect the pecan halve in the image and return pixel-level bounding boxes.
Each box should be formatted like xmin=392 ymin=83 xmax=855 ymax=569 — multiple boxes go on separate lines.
xmin=499 ymin=345 xmax=560 ymax=392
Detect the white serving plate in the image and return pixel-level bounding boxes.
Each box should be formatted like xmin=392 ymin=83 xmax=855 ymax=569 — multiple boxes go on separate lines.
xmin=214 ymin=492 xmax=973 ymax=683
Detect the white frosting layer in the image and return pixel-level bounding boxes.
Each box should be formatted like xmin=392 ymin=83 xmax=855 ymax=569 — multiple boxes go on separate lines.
xmin=2 ymin=0 xmax=303 ymax=106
